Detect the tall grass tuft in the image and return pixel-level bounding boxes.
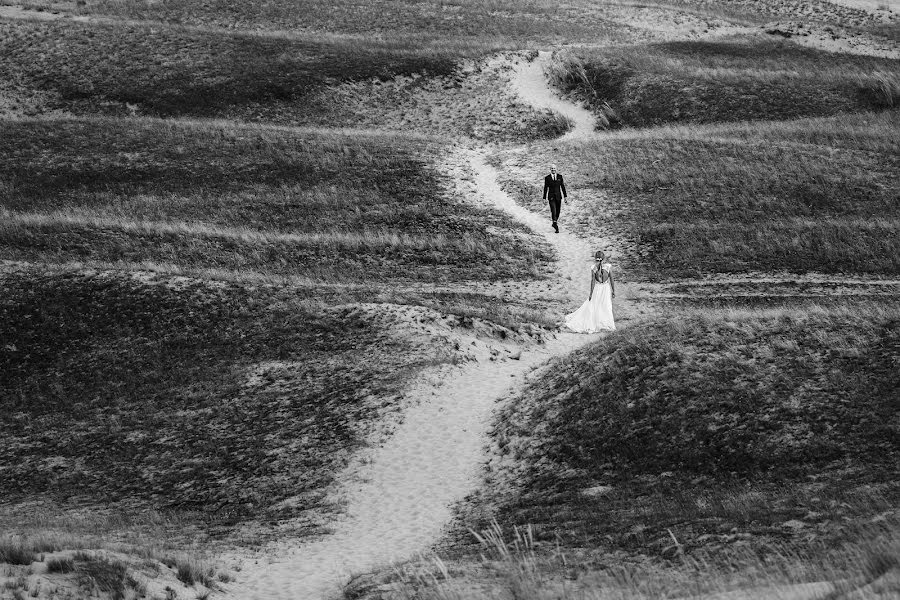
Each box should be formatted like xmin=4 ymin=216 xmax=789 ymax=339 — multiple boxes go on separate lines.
xmin=470 ymin=521 xmax=547 ymax=599
xmin=389 ymin=522 xmax=900 ymax=599
xmin=858 ymin=70 xmax=900 ymax=108
xmin=0 ymin=539 xmax=36 ymax=566
xmin=173 ymin=556 xmax=217 ymax=588
xmin=74 ymin=554 xmax=130 ymax=600
xmin=527 ymin=110 xmax=574 ymax=138
xmin=46 ymin=557 xmax=76 ymax=574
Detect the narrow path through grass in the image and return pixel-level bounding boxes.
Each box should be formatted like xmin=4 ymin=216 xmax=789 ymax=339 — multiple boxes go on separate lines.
xmin=221 ymin=52 xmax=616 ymax=600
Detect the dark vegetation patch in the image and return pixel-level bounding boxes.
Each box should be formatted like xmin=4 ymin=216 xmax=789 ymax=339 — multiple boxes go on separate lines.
xmin=74 ymin=554 xmax=136 ymax=600
xmin=0 ymin=540 xmax=37 ymax=566
xmin=0 ymin=19 xmax=580 ymax=142
xmin=46 ymin=557 xmax=76 ymax=573
xmin=0 ymin=118 xmax=551 ymax=282
xmin=548 ymin=38 xmax=900 ymax=128
xmin=495 ymin=112 xmax=900 ymax=278
xmin=0 ymin=218 xmax=546 ymax=283
xmin=75 ymin=0 xmax=623 ymax=41
xmin=871 ymin=22 xmax=900 ymax=43
xmin=172 ymin=556 xmax=216 ymax=588
xmin=0 ymin=269 xmax=455 ymax=525
xmin=1 ymin=119 xmax=440 ymax=215
xmin=463 ymin=304 xmax=900 ymax=562
xmin=646 ymin=0 xmax=898 ymax=31
xmin=0 ymin=19 xmax=456 ymax=121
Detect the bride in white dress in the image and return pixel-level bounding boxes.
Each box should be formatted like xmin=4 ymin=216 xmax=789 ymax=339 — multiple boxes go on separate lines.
xmin=564 ymin=250 xmax=616 ymax=333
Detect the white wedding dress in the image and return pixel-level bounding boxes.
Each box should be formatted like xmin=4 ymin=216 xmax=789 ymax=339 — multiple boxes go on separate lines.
xmin=565 ymin=263 xmax=615 ymax=333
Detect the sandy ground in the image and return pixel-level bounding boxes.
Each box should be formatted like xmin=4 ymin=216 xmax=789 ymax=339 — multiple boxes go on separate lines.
xmin=762 ymin=19 xmax=900 ymax=58
xmin=826 ymin=0 xmax=900 ymax=14
xmin=0 ymin=548 xmax=206 ymax=600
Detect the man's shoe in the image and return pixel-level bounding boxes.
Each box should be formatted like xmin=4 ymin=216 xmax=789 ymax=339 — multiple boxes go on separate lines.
xmin=553 ymin=222 xmax=559 ymax=233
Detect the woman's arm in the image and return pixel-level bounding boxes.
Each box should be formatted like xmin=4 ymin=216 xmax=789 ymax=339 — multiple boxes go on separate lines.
xmin=589 ymin=269 xmax=597 ymax=300
xmin=610 ymin=272 xmax=615 ymax=298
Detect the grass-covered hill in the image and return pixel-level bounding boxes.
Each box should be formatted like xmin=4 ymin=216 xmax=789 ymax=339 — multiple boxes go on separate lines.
xmin=0 ymin=19 xmax=453 ymax=119
xmin=415 ymin=303 xmax=900 ymax=598
xmin=0 ymin=117 xmax=551 ymax=282
xmin=2 ymin=0 xmax=899 ymax=597
xmin=548 ymin=37 xmax=900 ymax=128
xmin=497 ymin=304 xmax=900 ymax=495
xmin=43 ymin=0 xmax=632 ymax=41
xmin=1 ymin=268 xmax=452 ymax=526
xmin=492 ymin=111 xmax=900 ymax=280
xmin=38 ymin=0 xmax=900 ymax=40
xmin=0 ymin=4 xmax=562 ymax=583
xmin=0 ymin=16 xmax=572 ymax=141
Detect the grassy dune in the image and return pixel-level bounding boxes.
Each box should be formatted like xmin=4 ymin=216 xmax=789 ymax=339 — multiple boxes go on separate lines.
xmin=457 ymin=303 xmax=900 ymax=565
xmin=65 ymin=0 xmax=628 ymax=42
xmin=547 ymin=37 xmax=900 ymax=128
xmin=493 ymin=111 xmax=900 ymax=279
xmin=71 ymin=0 xmax=895 ymax=39
xmin=0 ymin=268 xmax=460 ymax=529
xmin=0 ymin=19 xmax=454 ymax=121
xmin=0 ymin=117 xmax=551 ymax=282
xmin=0 ymin=18 xmax=577 ymax=140
xmin=2 ymin=0 xmax=899 ymax=594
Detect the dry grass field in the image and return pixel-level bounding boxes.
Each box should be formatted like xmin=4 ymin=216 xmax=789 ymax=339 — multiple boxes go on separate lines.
xmin=0 ymin=17 xmax=573 ymax=141
xmin=490 ymin=110 xmax=900 ymax=279
xmin=546 ymin=38 xmax=900 ymax=127
xmin=1 ymin=269 xmax=458 ymax=524
xmin=0 ymin=117 xmax=552 ymax=281
xmin=1 ymin=0 xmax=899 ymax=598
xmin=475 ymin=303 xmax=900 ymax=552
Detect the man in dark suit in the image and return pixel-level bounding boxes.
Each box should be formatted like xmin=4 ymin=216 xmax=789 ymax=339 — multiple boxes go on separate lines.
xmin=543 ymin=164 xmax=567 ymax=233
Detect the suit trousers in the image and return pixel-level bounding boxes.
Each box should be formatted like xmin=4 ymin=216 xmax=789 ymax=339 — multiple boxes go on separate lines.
xmin=548 ymin=197 xmax=562 ymax=222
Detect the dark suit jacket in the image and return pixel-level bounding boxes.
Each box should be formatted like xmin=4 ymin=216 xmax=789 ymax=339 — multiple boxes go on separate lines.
xmin=543 ymin=173 xmax=567 ymax=201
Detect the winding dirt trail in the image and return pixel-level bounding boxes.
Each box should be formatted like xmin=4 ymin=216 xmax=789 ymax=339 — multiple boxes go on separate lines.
xmin=512 ymin=51 xmax=597 ymax=142
xmin=223 ymin=53 xmax=607 ymax=600
xmin=227 ymin=337 xmax=587 ymax=600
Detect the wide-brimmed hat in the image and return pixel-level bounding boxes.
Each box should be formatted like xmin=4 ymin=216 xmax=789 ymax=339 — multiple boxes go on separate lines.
xmin=594 ymin=250 xmax=605 ymax=261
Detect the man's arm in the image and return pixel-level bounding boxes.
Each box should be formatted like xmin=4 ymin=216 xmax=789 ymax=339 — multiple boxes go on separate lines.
xmin=542 ymin=176 xmax=549 ymax=200
xmin=560 ymin=174 xmax=567 ymax=199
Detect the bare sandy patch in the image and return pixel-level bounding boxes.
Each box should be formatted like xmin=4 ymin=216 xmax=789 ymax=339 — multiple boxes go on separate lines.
xmin=763 ymin=19 xmax=900 ymax=58
xmin=825 ymin=0 xmax=900 ymax=16
xmin=596 ymin=3 xmax=756 ymax=41
xmin=0 ymin=547 xmax=214 ymax=600
xmin=0 ymin=4 xmax=64 ymax=20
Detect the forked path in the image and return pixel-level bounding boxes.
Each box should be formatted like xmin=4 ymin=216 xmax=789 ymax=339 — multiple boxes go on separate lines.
xmin=225 ymin=54 xmax=603 ymax=600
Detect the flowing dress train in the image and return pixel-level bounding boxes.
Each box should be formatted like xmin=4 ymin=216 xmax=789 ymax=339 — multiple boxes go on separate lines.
xmin=564 ymin=263 xmax=615 ymax=333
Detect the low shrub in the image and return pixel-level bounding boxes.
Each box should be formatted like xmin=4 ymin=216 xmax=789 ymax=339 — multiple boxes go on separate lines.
xmin=46 ymin=557 xmax=76 ymax=573
xmin=0 ymin=539 xmax=36 ymax=566
xmin=174 ymin=557 xmax=216 ymax=588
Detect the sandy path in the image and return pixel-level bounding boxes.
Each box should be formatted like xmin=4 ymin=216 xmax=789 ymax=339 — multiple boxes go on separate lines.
xmin=465 ymin=150 xmax=595 ymax=301
xmin=225 ymin=183 xmax=600 ymax=599
xmin=511 ymin=51 xmax=597 ymax=142
xmin=227 ymin=336 xmax=588 ymax=600
xmin=223 ymin=54 xmax=607 ymax=600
